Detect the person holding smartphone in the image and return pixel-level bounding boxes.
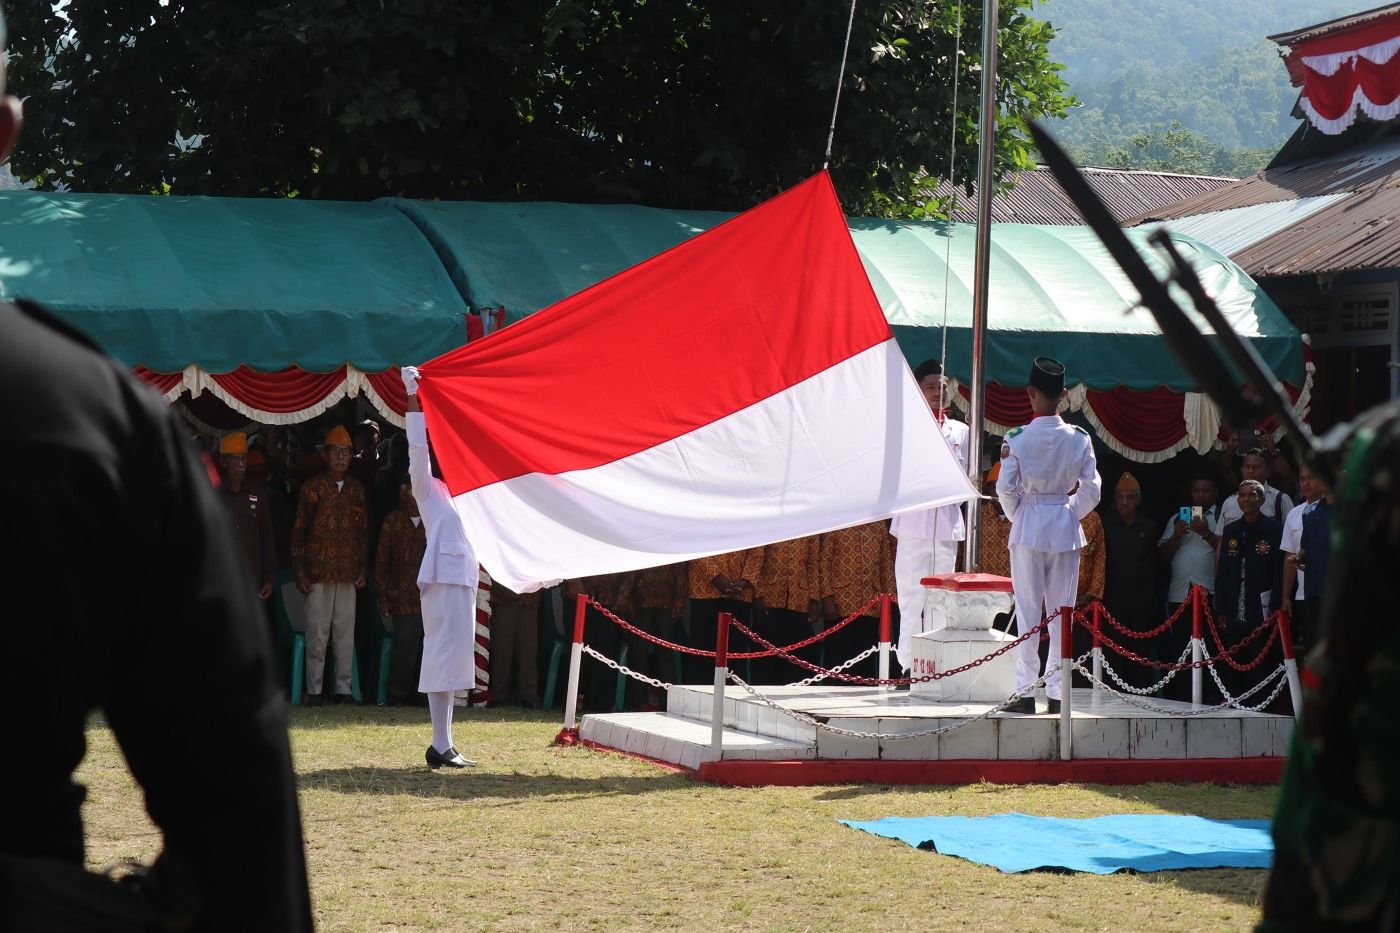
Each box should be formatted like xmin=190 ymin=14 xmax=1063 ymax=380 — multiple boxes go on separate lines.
xmin=1158 ymin=474 xmax=1221 ymax=698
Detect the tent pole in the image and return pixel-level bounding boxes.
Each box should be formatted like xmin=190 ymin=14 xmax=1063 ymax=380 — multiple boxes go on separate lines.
xmin=965 ymin=0 xmax=999 ymax=571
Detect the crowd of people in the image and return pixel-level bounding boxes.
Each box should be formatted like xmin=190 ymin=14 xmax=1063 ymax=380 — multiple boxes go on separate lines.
xmin=201 ymin=393 xmax=1329 ymax=716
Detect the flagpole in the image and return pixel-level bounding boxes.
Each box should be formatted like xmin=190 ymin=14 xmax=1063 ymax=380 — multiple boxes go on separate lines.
xmin=965 ymin=0 xmax=998 ymax=570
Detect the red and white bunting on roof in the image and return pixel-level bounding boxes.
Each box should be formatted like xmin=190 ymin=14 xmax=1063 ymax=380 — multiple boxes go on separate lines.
xmin=416 ymin=172 xmax=977 ymax=594
xmin=1293 ymin=17 xmax=1400 ymax=134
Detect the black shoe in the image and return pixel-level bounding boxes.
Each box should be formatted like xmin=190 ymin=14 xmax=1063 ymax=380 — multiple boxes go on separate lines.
xmin=1046 ymin=699 xmax=1061 ymax=715
xmin=999 ymin=697 xmax=1035 ymax=715
xmin=333 ymin=693 xmax=357 ymax=705
xmin=303 ymin=693 xmax=324 ymax=707
xmin=425 ymin=745 xmax=476 ymax=769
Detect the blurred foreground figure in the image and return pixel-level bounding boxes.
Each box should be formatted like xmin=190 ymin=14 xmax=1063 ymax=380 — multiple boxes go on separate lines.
xmin=1260 ymin=403 xmax=1400 ymax=931
xmin=0 ymin=9 xmax=312 ymax=929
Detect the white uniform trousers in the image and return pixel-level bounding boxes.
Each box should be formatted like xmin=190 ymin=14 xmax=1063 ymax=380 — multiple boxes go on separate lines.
xmin=1009 ymin=546 xmax=1079 ymax=701
xmin=894 ymin=537 xmax=958 ymax=671
xmin=304 ymin=582 xmax=357 ymax=695
xmin=419 ymin=582 xmax=479 ymax=693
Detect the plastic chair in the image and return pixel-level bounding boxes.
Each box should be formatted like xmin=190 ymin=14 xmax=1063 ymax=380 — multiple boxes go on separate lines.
xmin=539 ymin=592 xmax=628 ymax=711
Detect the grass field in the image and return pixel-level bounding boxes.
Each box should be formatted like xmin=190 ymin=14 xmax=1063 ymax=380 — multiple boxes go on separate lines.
xmin=78 ymin=707 xmax=1275 ymax=932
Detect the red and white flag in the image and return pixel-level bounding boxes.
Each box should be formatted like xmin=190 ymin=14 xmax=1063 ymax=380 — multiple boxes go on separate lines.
xmin=417 ymin=172 xmax=977 ymax=593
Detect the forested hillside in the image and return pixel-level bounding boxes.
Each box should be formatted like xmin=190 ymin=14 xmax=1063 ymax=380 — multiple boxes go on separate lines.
xmin=1039 ymin=0 xmax=1355 ymax=175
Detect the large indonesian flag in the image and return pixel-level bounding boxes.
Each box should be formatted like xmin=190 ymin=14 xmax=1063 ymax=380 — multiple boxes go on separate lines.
xmin=416 ymin=171 xmax=977 ymax=593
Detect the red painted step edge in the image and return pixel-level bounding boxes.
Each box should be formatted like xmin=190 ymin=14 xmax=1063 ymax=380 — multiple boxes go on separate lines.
xmin=692 ymin=757 xmax=1283 ymax=786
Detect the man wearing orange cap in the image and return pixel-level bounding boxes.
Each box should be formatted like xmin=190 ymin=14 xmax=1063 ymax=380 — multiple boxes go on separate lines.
xmin=291 ymin=424 xmax=370 ymax=704
xmin=217 ymin=432 xmax=277 ymax=602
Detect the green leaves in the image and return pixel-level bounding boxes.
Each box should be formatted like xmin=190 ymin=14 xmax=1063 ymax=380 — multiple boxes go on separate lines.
xmin=7 ymin=1 xmax=1073 ymax=213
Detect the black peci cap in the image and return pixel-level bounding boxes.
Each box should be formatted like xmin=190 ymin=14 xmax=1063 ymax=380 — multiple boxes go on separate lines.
xmin=913 ymin=358 xmax=944 ymax=381
xmin=1028 ymin=356 xmax=1066 ymax=396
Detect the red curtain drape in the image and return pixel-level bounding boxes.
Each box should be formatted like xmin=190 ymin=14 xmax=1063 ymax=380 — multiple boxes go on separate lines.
xmin=133 ymin=366 xmax=181 ymax=395
xmin=957 ymin=383 xmax=1034 ymax=427
xmin=365 ymin=369 xmax=409 ymax=416
xmin=207 ymin=366 xmax=348 ymax=413
xmin=1084 ymin=387 xmax=1188 ymax=451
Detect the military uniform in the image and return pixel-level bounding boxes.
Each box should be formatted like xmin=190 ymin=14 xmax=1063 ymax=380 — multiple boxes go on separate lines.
xmin=995 ymin=358 xmax=1101 ymax=704
xmin=891 ymin=374 xmax=970 ymax=670
xmin=0 ymin=300 xmax=311 ymax=931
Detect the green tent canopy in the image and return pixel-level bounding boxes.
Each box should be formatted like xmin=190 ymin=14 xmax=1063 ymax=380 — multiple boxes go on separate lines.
xmin=0 ymin=191 xmax=469 ymax=373
xmin=388 ymin=199 xmax=1304 ymax=392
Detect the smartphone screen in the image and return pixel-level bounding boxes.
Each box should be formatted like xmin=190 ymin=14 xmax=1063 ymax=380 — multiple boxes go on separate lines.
xmin=1191 ymin=506 xmax=1204 ymax=521
xmin=1179 ymin=507 xmax=1192 ymax=523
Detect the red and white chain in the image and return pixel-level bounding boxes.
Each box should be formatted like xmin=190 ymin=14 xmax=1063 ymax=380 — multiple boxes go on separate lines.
xmin=580 ymin=643 xmax=673 ymax=692
xmin=782 ymin=644 xmax=881 ymax=687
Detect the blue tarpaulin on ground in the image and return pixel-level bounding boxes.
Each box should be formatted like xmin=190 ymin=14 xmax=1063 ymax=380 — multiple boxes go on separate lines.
xmin=840 ymin=813 xmax=1273 ymax=874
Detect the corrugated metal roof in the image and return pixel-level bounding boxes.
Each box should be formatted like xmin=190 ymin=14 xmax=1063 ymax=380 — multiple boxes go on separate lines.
xmin=1125 ymin=132 xmax=1400 ymax=276
xmin=1137 ymin=195 xmax=1347 ymax=256
xmin=925 ymin=165 xmax=1235 ymax=225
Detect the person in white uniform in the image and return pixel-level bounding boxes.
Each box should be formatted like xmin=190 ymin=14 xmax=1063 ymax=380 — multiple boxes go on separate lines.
xmin=403 ymin=365 xmax=478 ymax=769
xmin=891 ymin=358 xmax=969 ymax=672
xmin=995 ymin=357 xmax=1100 ymax=714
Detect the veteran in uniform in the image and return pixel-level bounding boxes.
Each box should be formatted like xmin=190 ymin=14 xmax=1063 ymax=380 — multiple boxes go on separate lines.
xmin=891 ymin=358 xmax=969 ymax=671
xmin=995 ymin=357 xmax=1101 ymax=714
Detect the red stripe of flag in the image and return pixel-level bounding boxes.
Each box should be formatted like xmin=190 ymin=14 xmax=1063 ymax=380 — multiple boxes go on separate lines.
xmin=417 ymin=171 xmax=891 ymax=496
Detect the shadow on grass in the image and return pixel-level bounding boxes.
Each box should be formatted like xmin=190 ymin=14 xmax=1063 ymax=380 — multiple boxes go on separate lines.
xmin=1138 ymin=867 xmax=1266 ymax=908
xmin=285 ymin=706 xmax=566 ymax=730
xmin=297 ymin=765 xmax=683 ymax=803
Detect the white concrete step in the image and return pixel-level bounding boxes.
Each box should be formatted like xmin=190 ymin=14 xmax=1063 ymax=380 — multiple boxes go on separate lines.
xmin=579 ymin=711 xmax=815 ymax=770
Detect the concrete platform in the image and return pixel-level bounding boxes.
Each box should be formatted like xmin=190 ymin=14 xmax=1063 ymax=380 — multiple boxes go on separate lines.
xmin=574 ymin=684 xmax=1292 ymax=784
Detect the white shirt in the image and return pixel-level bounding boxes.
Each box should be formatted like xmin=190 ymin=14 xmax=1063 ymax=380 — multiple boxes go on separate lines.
xmin=1279 ymin=500 xmax=1311 ymax=599
xmin=1219 ymin=484 xmax=1293 ymax=529
xmin=407 ymin=412 xmax=479 ymax=590
xmin=1157 ymin=506 xmax=1219 ymax=602
xmin=995 ymin=414 xmax=1100 ymax=552
xmin=890 ymin=414 xmax=969 ymax=542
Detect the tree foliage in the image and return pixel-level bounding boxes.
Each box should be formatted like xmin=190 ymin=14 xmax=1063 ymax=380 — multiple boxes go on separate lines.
xmin=6 ymin=1 xmax=1072 ymax=214
xmin=1039 ymin=0 xmax=1355 ymax=176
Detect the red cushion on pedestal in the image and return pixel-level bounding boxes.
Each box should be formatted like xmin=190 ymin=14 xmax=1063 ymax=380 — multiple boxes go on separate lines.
xmin=920 ymin=572 xmax=1014 ymax=592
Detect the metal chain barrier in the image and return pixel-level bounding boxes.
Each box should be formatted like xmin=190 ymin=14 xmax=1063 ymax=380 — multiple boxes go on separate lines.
xmin=783 ymin=644 xmax=880 ymax=687
xmin=1072 ymin=655 xmax=1288 ymax=716
xmin=726 ymin=611 xmax=1051 ymax=686
xmin=1199 ymin=599 xmax=1284 ymax=672
xmin=1096 ymin=599 xmax=1187 ymax=640
xmin=580 ymin=643 xmax=673 ymax=692
xmin=724 ymin=657 xmax=1089 ymax=741
xmin=1095 ymin=642 xmax=1195 ymax=696
xmin=585 ymin=593 xmax=885 ymax=660
xmin=1086 ymin=607 xmax=1277 ymax=671
xmin=1198 ymin=641 xmax=1292 ymax=712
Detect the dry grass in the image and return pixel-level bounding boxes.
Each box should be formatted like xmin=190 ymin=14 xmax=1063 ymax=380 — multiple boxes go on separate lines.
xmin=78 ymin=707 xmax=1275 ymax=932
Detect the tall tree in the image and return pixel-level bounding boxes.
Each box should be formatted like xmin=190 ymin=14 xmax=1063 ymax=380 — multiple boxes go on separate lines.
xmin=6 ymin=1 xmax=1072 ymax=214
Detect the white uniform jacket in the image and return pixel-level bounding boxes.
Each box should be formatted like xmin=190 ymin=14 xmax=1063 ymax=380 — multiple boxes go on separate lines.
xmin=890 ymin=416 xmax=969 ymax=542
xmin=407 ymin=412 xmax=480 ymax=592
xmin=995 ymin=415 xmax=1100 ymax=553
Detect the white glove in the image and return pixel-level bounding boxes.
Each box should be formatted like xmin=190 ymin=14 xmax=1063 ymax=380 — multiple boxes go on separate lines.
xmin=401 ymin=365 xmax=420 ymax=396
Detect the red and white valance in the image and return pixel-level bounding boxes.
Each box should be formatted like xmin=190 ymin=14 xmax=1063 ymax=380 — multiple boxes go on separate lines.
xmin=133 ymin=365 xmax=411 ymax=428
xmin=1292 ymin=18 xmax=1400 ymax=134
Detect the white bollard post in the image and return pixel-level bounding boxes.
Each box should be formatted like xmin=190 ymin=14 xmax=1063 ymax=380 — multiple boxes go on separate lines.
xmin=1059 ymin=606 xmax=1073 ymax=761
xmin=878 ymin=594 xmax=892 ymax=688
xmin=710 ymin=612 xmax=731 ymax=760
xmin=1276 ymin=610 xmax=1304 ymax=721
xmin=561 ymin=593 xmax=587 ymax=734
xmin=1191 ymin=586 xmax=1204 ymax=707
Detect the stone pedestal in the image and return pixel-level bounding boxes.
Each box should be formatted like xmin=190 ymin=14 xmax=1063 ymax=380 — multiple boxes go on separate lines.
xmin=909 ymin=573 xmax=1017 ymax=702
